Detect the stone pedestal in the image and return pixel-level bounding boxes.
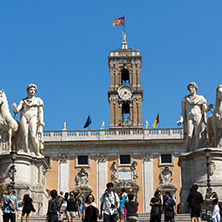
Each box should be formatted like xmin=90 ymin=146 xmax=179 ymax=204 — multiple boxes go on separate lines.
xmin=0 ymin=152 xmax=49 ymax=216
xmin=178 ymin=147 xmax=222 ymax=213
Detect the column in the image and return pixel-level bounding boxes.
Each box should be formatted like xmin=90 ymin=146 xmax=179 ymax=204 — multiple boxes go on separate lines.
xmin=109 ymin=101 xmax=114 ymax=126
xmin=142 ymin=153 xmax=154 ymax=212
xmin=58 ymin=154 xmax=69 ymax=192
xmin=97 ymin=154 xmax=108 ymax=207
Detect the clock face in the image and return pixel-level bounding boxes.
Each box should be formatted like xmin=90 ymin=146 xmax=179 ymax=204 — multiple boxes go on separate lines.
xmin=118 ymin=86 xmax=133 ymax=100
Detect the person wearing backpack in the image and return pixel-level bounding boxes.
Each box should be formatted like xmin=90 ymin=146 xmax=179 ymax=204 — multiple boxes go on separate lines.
xmin=186 ymin=184 xmax=203 ymax=222
xmin=163 ymin=191 xmax=177 ymax=222
xmin=99 ymin=182 xmax=120 ymax=222
xmin=66 ymin=191 xmax=79 ymax=222
xmin=2 ymin=185 xmax=19 ymax=222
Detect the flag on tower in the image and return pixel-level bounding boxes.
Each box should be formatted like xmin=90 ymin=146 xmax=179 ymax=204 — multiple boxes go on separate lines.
xmin=83 ymin=115 xmax=92 ymax=128
xmin=152 ymin=113 xmax=159 ymax=128
xmin=112 ymin=17 xmax=125 ymax=27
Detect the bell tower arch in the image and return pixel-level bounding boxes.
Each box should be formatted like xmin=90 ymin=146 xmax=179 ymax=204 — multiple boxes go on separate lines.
xmin=108 ymin=34 xmax=143 ymax=129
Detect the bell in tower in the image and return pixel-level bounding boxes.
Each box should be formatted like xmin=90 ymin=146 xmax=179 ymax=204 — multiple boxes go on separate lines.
xmin=108 ymin=33 xmax=143 ymax=129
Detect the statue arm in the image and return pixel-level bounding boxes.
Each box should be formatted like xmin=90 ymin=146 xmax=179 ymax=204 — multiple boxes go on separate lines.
xmin=177 ymin=99 xmax=185 ymax=125
xmin=12 ymin=101 xmax=23 ymax=114
xmin=202 ymin=102 xmax=213 ymax=113
xmin=38 ymin=105 xmax=45 ymax=127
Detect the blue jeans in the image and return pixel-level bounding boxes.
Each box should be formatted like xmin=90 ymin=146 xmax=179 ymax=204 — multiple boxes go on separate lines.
xmin=49 ymin=215 xmax=58 ymax=222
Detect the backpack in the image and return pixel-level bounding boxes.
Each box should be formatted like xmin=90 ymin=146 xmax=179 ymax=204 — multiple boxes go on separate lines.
xmin=7 ymin=195 xmax=16 ymax=211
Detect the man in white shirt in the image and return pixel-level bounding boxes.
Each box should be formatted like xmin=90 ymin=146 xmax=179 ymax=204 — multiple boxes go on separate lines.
xmin=99 ymin=182 xmax=120 ymax=222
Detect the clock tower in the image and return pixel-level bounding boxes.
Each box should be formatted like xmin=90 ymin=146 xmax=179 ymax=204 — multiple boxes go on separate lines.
xmin=108 ymin=34 xmax=143 ymax=129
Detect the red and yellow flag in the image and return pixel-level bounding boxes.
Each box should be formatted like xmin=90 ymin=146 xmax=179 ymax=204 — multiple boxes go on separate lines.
xmin=152 ymin=114 xmax=159 ymax=128
xmin=112 ymin=17 xmax=125 ymax=27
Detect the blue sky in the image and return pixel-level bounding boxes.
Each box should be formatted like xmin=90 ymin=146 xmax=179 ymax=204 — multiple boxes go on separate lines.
xmin=0 ymin=1 xmax=222 ymax=130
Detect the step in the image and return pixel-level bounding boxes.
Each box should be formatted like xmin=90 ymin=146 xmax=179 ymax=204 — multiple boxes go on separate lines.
xmin=27 ymin=213 xmax=193 ymax=222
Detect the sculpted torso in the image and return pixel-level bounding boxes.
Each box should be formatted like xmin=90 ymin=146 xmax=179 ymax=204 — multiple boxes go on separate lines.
xmin=20 ymin=97 xmax=43 ymax=121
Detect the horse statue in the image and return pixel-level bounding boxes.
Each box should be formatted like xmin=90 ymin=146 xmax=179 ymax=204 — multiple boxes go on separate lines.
xmin=207 ymin=84 xmax=222 ymax=147
xmin=0 ymin=90 xmax=19 ymax=151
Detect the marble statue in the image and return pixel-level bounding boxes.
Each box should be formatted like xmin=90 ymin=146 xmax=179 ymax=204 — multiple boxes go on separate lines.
xmin=111 ymin=161 xmax=118 ymax=183
xmin=208 ymin=84 xmax=222 ymax=147
xmin=160 ymin=166 xmax=173 ymax=184
xmin=76 ymin=168 xmax=88 ymax=187
xmin=130 ymin=161 xmax=138 ymax=181
xmin=0 ymin=90 xmax=19 ymax=151
xmin=145 ymin=120 xmax=148 ymax=129
xmin=100 ymin=121 xmax=105 ymax=130
xmin=12 ymin=84 xmax=44 ymax=155
xmin=177 ymin=82 xmax=213 ymax=151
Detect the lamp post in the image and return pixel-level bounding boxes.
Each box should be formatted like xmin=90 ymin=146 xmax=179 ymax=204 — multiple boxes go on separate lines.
xmin=10 ymin=150 xmax=17 ymax=189
xmin=204 ymin=148 xmax=212 ymax=199
xmin=204 ymin=148 xmax=212 ymax=221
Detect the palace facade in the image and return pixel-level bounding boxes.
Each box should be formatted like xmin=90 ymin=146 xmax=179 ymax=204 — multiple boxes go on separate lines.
xmin=43 ymin=35 xmax=184 ymax=213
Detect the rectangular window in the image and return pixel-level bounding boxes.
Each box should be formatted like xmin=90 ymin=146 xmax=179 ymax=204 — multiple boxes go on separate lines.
xmin=120 ymin=155 xmax=131 ymax=164
xmin=161 ymin=154 xmax=172 ymax=164
xmin=78 ymin=155 xmax=88 ymax=165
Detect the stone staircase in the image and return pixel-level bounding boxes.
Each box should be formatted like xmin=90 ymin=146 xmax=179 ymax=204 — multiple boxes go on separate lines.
xmin=27 ymin=213 xmax=193 ymax=222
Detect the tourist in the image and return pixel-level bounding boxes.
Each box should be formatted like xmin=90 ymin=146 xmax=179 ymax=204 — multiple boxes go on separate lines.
xmin=2 ymin=185 xmax=19 ymax=222
xmin=99 ymin=182 xmax=120 ymax=222
xmin=117 ymin=191 xmax=127 ymax=222
xmin=59 ymin=192 xmax=68 ymax=221
xmin=124 ymin=193 xmax=138 ymax=222
xmin=210 ymin=192 xmax=221 ymax=222
xmin=21 ymin=194 xmax=35 ymax=222
xmin=186 ymin=184 xmax=203 ymax=222
xmin=82 ymin=194 xmax=98 ymax=222
xmin=46 ymin=189 xmax=61 ymax=222
xmin=150 ymin=190 xmax=162 ymax=222
xmin=163 ymin=191 xmax=177 ymax=222
xmin=76 ymin=188 xmax=85 ymax=217
xmin=66 ymin=191 xmax=79 ymax=222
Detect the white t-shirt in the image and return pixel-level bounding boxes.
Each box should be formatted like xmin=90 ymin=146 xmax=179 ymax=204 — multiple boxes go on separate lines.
xmin=100 ymin=192 xmax=120 ymax=215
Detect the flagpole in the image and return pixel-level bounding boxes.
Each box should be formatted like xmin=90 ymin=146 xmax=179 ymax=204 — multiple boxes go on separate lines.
xmin=158 ymin=111 xmax=160 ymax=129
xmin=88 ymin=112 xmax=90 ymax=131
xmin=123 ymin=13 xmax=125 ymax=34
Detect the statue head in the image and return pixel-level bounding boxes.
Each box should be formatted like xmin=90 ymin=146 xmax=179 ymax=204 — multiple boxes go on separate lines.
xmin=216 ymin=84 xmax=222 ymax=100
xmin=187 ymin=82 xmax=198 ymax=92
xmin=26 ymin=84 xmax=37 ymax=93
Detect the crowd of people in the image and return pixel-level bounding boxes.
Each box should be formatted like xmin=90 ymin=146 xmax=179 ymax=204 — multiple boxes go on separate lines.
xmin=1 ymin=183 xmax=221 ymax=222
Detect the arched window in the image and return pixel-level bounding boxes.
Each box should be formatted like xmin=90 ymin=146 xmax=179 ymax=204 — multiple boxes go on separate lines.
xmin=122 ymin=103 xmax=130 ymax=124
xmin=121 ymin=69 xmax=129 ymax=85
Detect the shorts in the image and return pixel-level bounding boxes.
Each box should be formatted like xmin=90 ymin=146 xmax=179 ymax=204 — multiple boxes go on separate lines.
xmin=66 ymin=211 xmax=77 ymax=218
xmin=119 ymin=207 xmax=124 ymax=215
xmin=191 ymin=208 xmax=201 ymax=217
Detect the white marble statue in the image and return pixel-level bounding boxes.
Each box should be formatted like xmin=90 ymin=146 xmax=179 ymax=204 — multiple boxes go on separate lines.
xmin=177 ymin=82 xmax=213 ymax=151
xmin=208 ymin=84 xmax=222 ymax=147
xmin=100 ymin=121 xmax=105 ymax=130
xmin=145 ymin=120 xmax=148 ymax=129
xmin=12 ymin=84 xmax=45 ymax=155
xmin=0 ymin=90 xmax=19 ymax=151
xmin=76 ymin=168 xmax=88 ymax=187
xmin=160 ymin=166 xmax=173 ymax=184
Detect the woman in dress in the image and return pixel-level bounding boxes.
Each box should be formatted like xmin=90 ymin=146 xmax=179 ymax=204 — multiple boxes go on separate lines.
xmin=21 ymin=194 xmax=35 ymax=222
xmin=82 ymin=194 xmax=98 ymax=222
xmin=46 ymin=189 xmax=61 ymax=222
xmin=210 ymin=192 xmax=221 ymax=222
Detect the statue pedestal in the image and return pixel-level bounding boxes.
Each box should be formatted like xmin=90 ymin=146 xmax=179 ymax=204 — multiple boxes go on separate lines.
xmin=178 ymin=147 xmax=222 ymax=213
xmin=0 ymin=152 xmax=49 ymax=216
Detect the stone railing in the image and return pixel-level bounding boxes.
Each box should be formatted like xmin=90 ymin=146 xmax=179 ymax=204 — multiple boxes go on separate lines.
xmin=43 ymin=128 xmax=183 ymax=142
xmin=0 ymin=128 xmax=183 ymax=153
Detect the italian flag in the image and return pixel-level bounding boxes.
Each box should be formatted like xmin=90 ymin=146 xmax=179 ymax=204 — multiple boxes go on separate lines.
xmin=152 ymin=114 xmax=159 ymax=128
